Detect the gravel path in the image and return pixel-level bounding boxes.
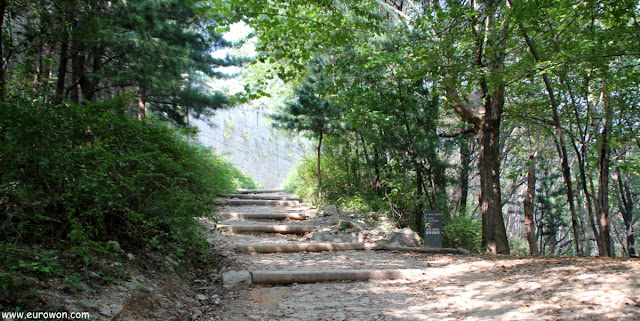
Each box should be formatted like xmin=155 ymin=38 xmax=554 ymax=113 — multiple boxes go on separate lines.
xmin=207 ymin=194 xmax=640 ymax=321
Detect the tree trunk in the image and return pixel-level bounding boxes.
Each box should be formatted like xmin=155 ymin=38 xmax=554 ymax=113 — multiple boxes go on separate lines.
xmin=137 ymin=97 xmax=146 ymax=120
xmin=55 ymin=34 xmax=70 ymax=105
xmin=615 ymin=165 xmax=636 ymax=257
xmin=458 ymin=135 xmax=471 ymax=216
xmin=516 ymin=20 xmax=583 ymax=255
xmin=477 ymin=116 xmax=510 ymax=254
xmin=595 ymin=91 xmax=613 ymax=257
xmin=576 ymin=147 xmax=601 ymax=253
xmin=524 ymin=154 xmax=539 ymax=255
xmin=317 ymin=131 xmax=323 ymax=199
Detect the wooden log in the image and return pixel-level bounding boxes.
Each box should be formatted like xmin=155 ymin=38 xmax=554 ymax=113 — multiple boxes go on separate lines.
xmin=222 ymin=194 xmax=302 ymax=201
xmin=236 ymin=189 xmax=285 ymax=194
xmin=251 ymin=269 xmax=425 ymax=284
xmin=217 ymin=224 xmax=315 ymax=234
xmin=226 ymin=199 xmax=301 ymax=206
xmin=218 ymin=213 xmax=308 ymax=220
xmin=236 ymin=242 xmax=374 ymax=254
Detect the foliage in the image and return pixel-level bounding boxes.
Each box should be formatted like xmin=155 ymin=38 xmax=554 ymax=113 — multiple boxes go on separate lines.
xmin=442 ymin=216 xmax=482 ymax=254
xmin=0 ymin=97 xmax=248 ymax=279
xmin=1 ymin=0 xmax=238 ymax=124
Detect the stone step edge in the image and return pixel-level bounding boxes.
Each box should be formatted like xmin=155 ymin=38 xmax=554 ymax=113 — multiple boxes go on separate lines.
xmin=236 ymin=189 xmax=285 ymax=194
xmin=221 ymin=269 xmax=425 ymax=288
xmin=235 ymin=242 xmax=469 ymax=255
xmin=236 ymin=242 xmax=375 ymax=254
xmin=217 ymin=213 xmax=308 ymax=220
xmin=221 ymin=194 xmax=302 ymax=201
xmin=224 ymin=199 xmax=302 ymax=206
xmin=216 ymin=224 xmax=315 ymax=234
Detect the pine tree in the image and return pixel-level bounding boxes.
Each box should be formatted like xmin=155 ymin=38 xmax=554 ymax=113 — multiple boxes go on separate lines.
xmin=271 ymin=73 xmax=343 ymax=199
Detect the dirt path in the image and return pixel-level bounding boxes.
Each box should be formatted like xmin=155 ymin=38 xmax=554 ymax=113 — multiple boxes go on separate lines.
xmin=207 ymin=193 xmax=640 ymax=321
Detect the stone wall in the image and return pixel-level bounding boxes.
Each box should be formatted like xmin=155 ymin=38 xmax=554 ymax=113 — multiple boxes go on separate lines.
xmin=192 ymin=105 xmax=310 ymax=189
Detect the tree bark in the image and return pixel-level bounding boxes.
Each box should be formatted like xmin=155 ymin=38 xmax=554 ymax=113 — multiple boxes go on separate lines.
xmin=615 ymin=165 xmax=636 ymax=257
xmin=458 ymin=134 xmax=471 ymax=216
xmin=317 ymin=131 xmax=323 ymax=199
xmin=55 ymin=34 xmax=70 ymax=105
xmin=595 ymin=91 xmax=613 ymax=257
xmin=514 ymin=16 xmax=583 ymax=255
xmin=524 ymin=154 xmax=539 ymax=255
xmin=477 ymin=115 xmax=509 ymax=254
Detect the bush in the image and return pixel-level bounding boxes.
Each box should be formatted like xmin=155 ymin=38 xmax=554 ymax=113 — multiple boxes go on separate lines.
xmin=0 ymin=97 xmax=249 ymax=275
xmin=442 ymin=216 xmax=482 ymax=253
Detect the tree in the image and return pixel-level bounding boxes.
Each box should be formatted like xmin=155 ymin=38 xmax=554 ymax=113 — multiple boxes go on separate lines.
xmin=1 ymin=0 xmax=236 ymax=123
xmin=271 ymin=72 xmax=343 ymax=199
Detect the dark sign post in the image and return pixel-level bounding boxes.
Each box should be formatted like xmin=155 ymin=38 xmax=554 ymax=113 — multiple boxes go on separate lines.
xmin=423 ymin=210 xmax=442 ymax=248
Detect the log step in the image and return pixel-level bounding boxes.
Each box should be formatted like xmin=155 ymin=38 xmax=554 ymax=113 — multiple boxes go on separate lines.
xmin=237 ymin=242 xmax=373 ymax=254
xmin=236 ymin=189 xmax=285 ymax=194
xmin=217 ymin=224 xmax=315 ymax=234
xmin=218 ymin=213 xmax=308 ymax=220
xmin=251 ymin=269 xmax=425 ymax=284
xmin=223 ymin=194 xmax=301 ymax=201
xmin=226 ymin=199 xmax=301 ymax=206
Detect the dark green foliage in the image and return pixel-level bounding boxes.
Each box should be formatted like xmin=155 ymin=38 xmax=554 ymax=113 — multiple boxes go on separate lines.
xmin=0 ymin=97 xmax=250 ymax=276
xmin=271 ymin=74 xmax=343 ymax=137
xmin=442 ymin=216 xmax=482 ymax=253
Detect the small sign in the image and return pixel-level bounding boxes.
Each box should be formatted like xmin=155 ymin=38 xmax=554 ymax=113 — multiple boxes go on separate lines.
xmin=423 ymin=210 xmax=442 ymax=248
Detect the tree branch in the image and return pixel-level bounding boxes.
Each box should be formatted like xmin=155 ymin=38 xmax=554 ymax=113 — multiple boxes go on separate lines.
xmin=439 ymin=127 xmax=476 ymax=138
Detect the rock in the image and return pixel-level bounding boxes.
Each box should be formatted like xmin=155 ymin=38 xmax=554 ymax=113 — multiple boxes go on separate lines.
xmin=386 ymin=228 xmax=422 ymax=247
xmin=106 ymin=240 xmax=122 ymax=253
xmin=79 ymin=299 xmax=99 ymax=309
xmin=206 ymin=238 xmax=215 ymax=245
xmin=196 ymin=294 xmax=207 ymax=301
xmin=222 ymin=270 xmax=252 ymax=289
xmin=311 ymin=230 xmax=362 ymax=243
xmin=324 ymin=205 xmax=339 ymax=216
xmin=98 ymin=302 xmax=123 ymax=316
xmin=325 ymin=215 xmax=341 ymax=225
xmin=127 ymin=253 xmax=135 ymax=260
xmin=165 ymin=256 xmax=179 ymax=267
xmin=333 ymin=311 xmax=346 ymax=321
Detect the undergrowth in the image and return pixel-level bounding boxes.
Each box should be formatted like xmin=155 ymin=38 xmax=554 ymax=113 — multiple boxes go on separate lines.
xmin=285 ymin=152 xmax=481 ymax=253
xmin=0 ymin=96 xmax=256 ymax=311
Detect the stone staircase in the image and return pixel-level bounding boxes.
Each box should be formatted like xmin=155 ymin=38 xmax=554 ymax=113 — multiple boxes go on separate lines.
xmin=215 ymin=189 xmax=431 ymax=287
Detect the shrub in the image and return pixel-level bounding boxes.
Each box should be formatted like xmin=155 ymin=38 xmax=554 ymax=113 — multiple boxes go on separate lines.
xmin=442 ymin=216 xmax=482 ymax=253
xmin=0 ymin=97 xmax=248 ymax=275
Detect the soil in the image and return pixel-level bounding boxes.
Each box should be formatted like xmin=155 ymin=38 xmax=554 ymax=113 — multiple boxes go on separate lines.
xmin=15 ymin=195 xmax=640 ymax=321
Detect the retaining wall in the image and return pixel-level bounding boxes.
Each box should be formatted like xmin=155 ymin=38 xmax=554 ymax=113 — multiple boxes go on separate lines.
xmin=192 ymin=105 xmax=310 ymax=189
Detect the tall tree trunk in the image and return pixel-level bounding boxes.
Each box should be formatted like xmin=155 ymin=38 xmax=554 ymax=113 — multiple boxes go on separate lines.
xmin=615 ymin=165 xmax=636 ymax=257
xmin=595 ymin=91 xmax=613 ymax=257
xmin=524 ymin=154 xmax=539 ymax=255
xmin=373 ymin=149 xmax=383 ymax=195
xmin=55 ymin=34 xmax=70 ymax=105
xmin=458 ymin=135 xmax=471 ymax=216
xmin=515 ymin=19 xmax=583 ymax=255
xmin=576 ymin=147 xmax=601 ymax=253
xmin=316 ymin=131 xmax=323 ymax=199
xmin=477 ymin=116 xmax=509 ymax=254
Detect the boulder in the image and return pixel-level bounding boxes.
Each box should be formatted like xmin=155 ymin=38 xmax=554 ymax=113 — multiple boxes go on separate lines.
xmin=386 ymin=228 xmax=422 ymax=247
xmin=323 ymin=204 xmax=339 ymax=216
xmin=222 ymin=270 xmax=252 ymax=289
